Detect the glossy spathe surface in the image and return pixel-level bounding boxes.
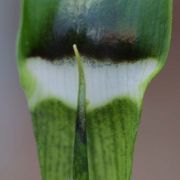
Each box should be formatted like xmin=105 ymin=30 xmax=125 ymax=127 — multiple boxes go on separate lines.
xmin=19 ymin=0 xmax=171 ymax=64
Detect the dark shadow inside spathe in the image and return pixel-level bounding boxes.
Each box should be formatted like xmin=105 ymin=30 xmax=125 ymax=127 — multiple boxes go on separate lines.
xmin=28 ymin=28 xmax=151 ymax=63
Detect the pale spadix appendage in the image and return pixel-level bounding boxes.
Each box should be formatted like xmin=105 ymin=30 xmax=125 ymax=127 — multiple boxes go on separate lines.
xmin=17 ymin=0 xmax=172 ymax=179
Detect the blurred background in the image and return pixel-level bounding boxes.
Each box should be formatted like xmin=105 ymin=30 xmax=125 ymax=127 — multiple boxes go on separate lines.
xmin=0 ymin=0 xmax=179 ymax=179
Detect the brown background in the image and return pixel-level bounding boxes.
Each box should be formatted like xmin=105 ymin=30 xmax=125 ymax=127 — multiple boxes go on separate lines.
xmin=0 ymin=0 xmax=179 ymax=179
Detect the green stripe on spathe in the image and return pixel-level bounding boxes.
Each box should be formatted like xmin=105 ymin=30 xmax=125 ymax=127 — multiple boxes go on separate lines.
xmin=31 ymin=97 xmax=140 ymax=180
xmin=87 ymin=97 xmax=140 ymax=180
xmin=31 ymin=98 xmax=76 ymax=180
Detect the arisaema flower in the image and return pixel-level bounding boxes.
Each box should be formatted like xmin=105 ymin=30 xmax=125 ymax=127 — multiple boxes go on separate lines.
xmin=17 ymin=0 xmax=172 ymax=179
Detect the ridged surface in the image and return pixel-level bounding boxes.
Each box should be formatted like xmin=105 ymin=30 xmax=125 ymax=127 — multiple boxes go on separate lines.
xmin=87 ymin=98 xmax=139 ymax=180
xmin=31 ymin=99 xmax=76 ymax=180
xmin=31 ymin=97 xmax=139 ymax=180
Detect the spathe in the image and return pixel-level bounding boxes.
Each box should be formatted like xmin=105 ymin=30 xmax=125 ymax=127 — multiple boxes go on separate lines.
xmin=17 ymin=0 xmax=172 ymax=179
